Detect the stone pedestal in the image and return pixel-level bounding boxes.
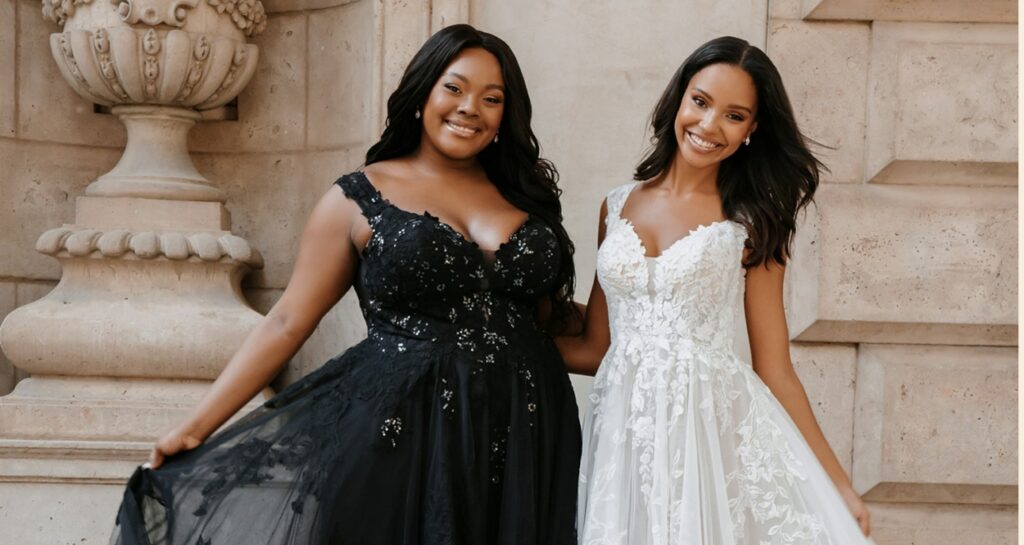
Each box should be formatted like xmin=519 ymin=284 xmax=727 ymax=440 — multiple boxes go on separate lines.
xmin=0 ymin=194 xmax=271 ymax=541
xmin=0 ymin=1 xmax=269 ymax=542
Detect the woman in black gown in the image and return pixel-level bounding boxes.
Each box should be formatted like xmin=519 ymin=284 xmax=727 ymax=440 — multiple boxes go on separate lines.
xmin=111 ymin=24 xmax=581 ymax=545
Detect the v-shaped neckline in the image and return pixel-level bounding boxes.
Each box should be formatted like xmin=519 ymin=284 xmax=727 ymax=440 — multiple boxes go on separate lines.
xmin=356 ymin=171 xmax=533 ymax=266
xmin=617 ymin=182 xmax=732 ymax=260
xmin=619 ymin=214 xmax=732 ymax=261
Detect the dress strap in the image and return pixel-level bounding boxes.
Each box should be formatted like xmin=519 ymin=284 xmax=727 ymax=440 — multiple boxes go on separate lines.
xmin=604 ymin=182 xmax=637 ymax=221
xmin=334 ymin=171 xmax=387 ymax=218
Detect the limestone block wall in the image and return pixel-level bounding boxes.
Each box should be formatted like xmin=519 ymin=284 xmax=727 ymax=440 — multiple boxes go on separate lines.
xmin=769 ymin=0 xmax=1018 ymax=542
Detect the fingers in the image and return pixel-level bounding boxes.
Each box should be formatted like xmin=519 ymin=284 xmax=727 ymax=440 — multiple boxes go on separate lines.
xmin=146 ymin=447 xmax=164 ymax=470
xmin=860 ymin=512 xmax=871 ymax=537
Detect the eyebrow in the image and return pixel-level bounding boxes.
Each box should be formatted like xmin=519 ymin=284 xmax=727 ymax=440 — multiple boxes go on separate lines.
xmin=447 ymin=71 xmax=505 ymax=92
xmin=693 ymin=87 xmax=753 ymax=114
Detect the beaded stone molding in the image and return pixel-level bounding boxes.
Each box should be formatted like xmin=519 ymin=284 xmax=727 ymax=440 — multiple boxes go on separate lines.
xmin=37 ymin=226 xmax=264 ymax=267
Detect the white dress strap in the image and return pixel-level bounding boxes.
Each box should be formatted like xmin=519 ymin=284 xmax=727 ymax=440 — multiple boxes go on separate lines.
xmin=604 ymin=182 xmax=637 ymax=222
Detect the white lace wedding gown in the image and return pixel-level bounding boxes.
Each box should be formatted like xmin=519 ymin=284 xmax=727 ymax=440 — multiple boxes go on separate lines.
xmin=578 ymin=183 xmax=874 ymax=545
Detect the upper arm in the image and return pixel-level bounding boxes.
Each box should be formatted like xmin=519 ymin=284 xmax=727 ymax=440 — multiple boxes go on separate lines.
xmin=743 ymin=259 xmax=794 ymax=380
xmin=268 ymin=184 xmax=363 ymax=338
xmin=581 ymin=199 xmax=610 ymax=344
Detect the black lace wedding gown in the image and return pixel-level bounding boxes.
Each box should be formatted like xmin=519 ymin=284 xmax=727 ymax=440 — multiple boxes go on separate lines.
xmin=111 ymin=171 xmax=581 ymax=545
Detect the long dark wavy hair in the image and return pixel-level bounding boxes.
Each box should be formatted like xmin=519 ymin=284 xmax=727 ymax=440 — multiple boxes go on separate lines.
xmin=365 ymin=24 xmax=578 ymax=332
xmin=635 ymin=36 xmax=824 ymax=267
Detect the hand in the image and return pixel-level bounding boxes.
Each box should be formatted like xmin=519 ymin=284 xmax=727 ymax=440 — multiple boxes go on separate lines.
xmin=144 ymin=427 xmax=203 ymax=470
xmin=839 ymin=485 xmax=871 ymax=537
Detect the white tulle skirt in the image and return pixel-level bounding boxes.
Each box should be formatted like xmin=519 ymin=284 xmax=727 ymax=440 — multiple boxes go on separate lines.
xmin=578 ymin=342 xmax=876 ymax=545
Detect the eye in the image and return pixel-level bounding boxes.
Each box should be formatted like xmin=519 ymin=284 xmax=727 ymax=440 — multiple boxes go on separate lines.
xmin=444 ymin=83 xmax=461 ymax=94
xmin=692 ymin=96 xmax=707 ymax=108
xmin=484 ymin=95 xmax=504 ymax=105
xmin=726 ymin=113 xmax=745 ymax=122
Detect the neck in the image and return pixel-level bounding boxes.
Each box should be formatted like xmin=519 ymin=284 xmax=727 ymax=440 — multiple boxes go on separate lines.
xmin=661 ymin=150 xmax=720 ymax=195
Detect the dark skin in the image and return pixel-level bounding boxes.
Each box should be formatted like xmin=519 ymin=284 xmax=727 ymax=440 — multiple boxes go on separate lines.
xmin=558 ymin=63 xmax=870 ymax=537
xmin=145 ymin=47 xmax=541 ymax=468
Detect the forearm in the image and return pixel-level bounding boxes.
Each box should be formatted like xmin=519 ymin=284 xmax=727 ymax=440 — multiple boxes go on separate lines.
xmin=555 ymin=334 xmax=606 ymax=376
xmin=759 ymin=368 xmax=852 ymax=490
xmin=177 ymin=312 xmax=309 ymax=441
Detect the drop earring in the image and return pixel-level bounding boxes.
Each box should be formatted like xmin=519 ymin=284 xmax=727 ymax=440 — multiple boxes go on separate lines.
xmin=414 ymin=109 xmax=421 ymax=120
xmin=744 ymin=135 xmax=751 ymax=146
xmin=493 ymin=131 xmax=499 ymax=144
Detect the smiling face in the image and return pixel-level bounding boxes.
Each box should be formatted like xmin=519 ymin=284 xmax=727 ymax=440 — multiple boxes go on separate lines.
xmin=419 ymin=47 xmax=506 ymax=162
xmin=673 ymin=63 xmax=758 ymax=170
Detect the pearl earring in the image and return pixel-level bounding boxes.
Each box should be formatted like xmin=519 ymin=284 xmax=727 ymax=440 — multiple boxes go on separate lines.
xmin=493 ymin=132 xmax=499 ymax=144
xmin=414 ymin=109 xmax=421 ymax=120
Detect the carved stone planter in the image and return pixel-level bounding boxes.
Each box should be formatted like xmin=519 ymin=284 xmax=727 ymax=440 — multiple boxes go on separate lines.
xmin=45 ymin=0 xmax=266 ymax=200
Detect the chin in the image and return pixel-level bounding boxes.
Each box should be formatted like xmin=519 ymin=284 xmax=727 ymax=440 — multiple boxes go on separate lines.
xmin=681 ymin=157 xmax=715 ymax=170
xmin=426 ymin=133 xmax=486 ymax=160
xmin=438 ymin=144 xmax=483 ymax=161
xmin=677 ymin=147 xmax=722 ymax=170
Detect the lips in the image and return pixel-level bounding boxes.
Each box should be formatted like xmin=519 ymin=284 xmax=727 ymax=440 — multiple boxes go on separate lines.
xmin=444 ymin=120 xmax=481 ymax=138
xmin=685 ymin=130 xmax=723 ymax=151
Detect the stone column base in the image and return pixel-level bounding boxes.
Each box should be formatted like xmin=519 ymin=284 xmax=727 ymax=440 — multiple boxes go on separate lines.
xmin=0 ymin=382 xmax=270 ymax=545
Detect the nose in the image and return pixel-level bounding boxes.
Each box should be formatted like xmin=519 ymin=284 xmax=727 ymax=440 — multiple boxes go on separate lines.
xmin=699 ymin=111 xmax=715 ymax=131
xmin=457 ymin=96 xmax=479 ymax=117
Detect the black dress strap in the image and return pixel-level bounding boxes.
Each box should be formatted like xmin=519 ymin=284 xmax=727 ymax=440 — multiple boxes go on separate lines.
xmin=334 ymin=171 xmax=387 ymax=218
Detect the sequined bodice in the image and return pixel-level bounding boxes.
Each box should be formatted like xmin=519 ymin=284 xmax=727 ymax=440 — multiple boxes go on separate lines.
xmin=337 ymin=172 xmax=560 ymax=352
xmin=597 ymin=182 xmax=748 ymax=353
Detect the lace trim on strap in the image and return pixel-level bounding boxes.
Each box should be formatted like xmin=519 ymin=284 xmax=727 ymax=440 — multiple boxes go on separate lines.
xmin=604 ymin=182 xmax=638 ymax=223
xmin=334 ymin=171 xmax=387 ymax=218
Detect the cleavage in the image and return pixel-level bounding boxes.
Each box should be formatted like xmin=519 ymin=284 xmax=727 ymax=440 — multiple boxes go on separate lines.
xmin=362 ymin=172 xmax=529 ymax=252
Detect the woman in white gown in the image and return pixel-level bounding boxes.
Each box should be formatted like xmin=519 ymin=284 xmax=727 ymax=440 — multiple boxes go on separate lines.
xmin=558 ymin=37 xmax=874 ymax=544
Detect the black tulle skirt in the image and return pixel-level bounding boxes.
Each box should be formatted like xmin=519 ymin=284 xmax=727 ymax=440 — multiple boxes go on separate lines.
xmin=110 ymin=335 xmax=581 ymax=544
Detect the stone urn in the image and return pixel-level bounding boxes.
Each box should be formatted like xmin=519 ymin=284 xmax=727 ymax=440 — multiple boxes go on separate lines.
xmin=44 ymin=0 xmax=266 ymax=200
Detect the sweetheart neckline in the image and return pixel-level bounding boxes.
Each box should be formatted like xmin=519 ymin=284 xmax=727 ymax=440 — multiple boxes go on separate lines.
xmin=618 ymin=215 xmax=734 ymax=261
xmin=355 ymin=171 xmax=534 ymax=264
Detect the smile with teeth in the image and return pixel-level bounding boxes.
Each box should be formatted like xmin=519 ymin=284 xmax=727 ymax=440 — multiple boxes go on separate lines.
xmin=686 ymin=130 xmax=723 ymax=151
xmin=445 ymin=120 xmax=481 ymax=137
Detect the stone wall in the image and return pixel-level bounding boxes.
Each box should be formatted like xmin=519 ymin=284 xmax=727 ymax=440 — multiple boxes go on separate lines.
xmin=770 ymin=1 xmax=1018 ymax=542
xmin=0 ymin=0 xmax=1016 ymax=543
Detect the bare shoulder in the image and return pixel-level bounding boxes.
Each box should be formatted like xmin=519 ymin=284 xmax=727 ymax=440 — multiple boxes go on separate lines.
xmin=363 ymin=159 xmax=415 ymax=190
xmin=318 ymin=181 xmax=363 ymax=231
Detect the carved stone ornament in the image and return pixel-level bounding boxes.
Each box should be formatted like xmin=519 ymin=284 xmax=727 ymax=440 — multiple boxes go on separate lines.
xmin=40 ymin=0 xmax=105 ymax=27
xmin=40 ymin=0 xmax=265 ymax=201
xmin=49 ymin=27 xmax=259 ymax=110
xmin=42 ymin=0 xmax=267 ymax=36
xmin=115 ymin=0 xmax=199 ymax=27
xmin=37 ymin=226 xmax=264 ymax=267
xmin=205 ymin=0 xmax=268 ymax=36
